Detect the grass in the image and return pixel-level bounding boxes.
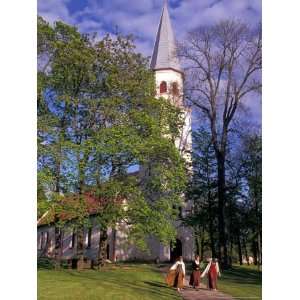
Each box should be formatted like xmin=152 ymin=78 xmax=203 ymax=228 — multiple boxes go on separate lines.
xmin=204 ymin=264 xmax=262 ymax=299
xmin=38 ymin=263 xmax=181 ymax=300
xmin=38 ymin=262 xmax=262 ymax=300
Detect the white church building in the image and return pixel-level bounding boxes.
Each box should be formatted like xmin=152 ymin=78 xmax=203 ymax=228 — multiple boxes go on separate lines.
xmin=37 ymin=1 xmax=194 ymax=264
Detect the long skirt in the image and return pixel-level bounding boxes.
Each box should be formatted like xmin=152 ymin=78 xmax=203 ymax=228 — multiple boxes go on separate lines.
xmin=166 ymin=270 xmax=176 ymax=287
xmin=189 ymin=270 xmax=201 ymax=287
xmin=208 ymin=272 xmax=217 ymax=289
xmin=166 ymin=270 xmax=184 ymax=289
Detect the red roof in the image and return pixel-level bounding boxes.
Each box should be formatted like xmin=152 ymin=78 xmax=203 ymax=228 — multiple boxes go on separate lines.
xmin=37 ymin=192 xmax=123 ymax=226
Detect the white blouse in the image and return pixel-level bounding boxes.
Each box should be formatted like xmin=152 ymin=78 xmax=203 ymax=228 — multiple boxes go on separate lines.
xmin=170 ymin=261 xmax=186 ymax=276
xmin=201 ymin=262 xmax=221 ymax=278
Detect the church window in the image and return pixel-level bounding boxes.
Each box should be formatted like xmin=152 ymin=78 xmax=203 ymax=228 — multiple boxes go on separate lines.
xmin=172 ymin=82 xmax=179 ymax=96
xmin=160 ymin=81 xmax=167 ymax=93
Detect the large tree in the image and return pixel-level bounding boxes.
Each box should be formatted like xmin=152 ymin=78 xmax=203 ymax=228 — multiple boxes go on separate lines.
xmin=37 ymin=17 xmax=187 ymax=268
xmin=241 ymin=133 xmax=262 ymax=267
xmin=178 ymin=20 xmax=261 ymax=267
xmin=185 ymin=127 xmax=218 ymax=259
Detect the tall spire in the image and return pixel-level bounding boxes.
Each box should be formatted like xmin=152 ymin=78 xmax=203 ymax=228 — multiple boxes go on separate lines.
xmin=150 ymin=0 xmax=182 ymax=73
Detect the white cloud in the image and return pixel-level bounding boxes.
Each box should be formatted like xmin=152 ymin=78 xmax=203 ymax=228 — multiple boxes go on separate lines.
xmin=38 ymin=0 xmax=74 ymax=25
xmin=38 ymin=0 xmax=261 ymax=56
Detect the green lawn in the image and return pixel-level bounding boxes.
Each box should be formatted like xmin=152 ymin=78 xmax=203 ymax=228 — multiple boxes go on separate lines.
xmin=211 ymin=264 xmax=262 ymax=299
xmin=38 ymin=263 xmax=262 ymax=300
xmin=38 ymin=264 xmax=181 ymax=300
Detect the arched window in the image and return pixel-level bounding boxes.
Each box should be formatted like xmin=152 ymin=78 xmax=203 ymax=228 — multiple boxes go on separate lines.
xmin=160 ymin=81 xmax=167 ymax=93
xmin=172 ymin=82 xmax=179 ymax=96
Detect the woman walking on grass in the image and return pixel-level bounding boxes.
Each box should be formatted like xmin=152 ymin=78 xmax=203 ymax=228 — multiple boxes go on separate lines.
xmin=166 ymin=256 xmax=185 ymax=291
xmin=189 ymin=254 xmax=201 ymax=289
xmin=201 ymin=258 xmax=221 ymax=291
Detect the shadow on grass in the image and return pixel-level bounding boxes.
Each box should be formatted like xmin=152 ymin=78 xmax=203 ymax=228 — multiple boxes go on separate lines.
xmin=222 ymin=266 xmax=262 ymax=286
xmin=143 ymin=281 xmax=169 ymax=289
xmin=54 ymin=269 xmax=179 ymax=299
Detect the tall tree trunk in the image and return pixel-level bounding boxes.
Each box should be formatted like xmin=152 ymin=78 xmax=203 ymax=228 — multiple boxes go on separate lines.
xmin=195 ymin=234 xmax=200 ymax=257
xmin=53 ymin=121 xmax=65 ymax=267
xmin=76 ymin=181 xmax=86 ymax=266
xmin=242 ymin=238 xmax=249 ymax=265
xmin=54 ymin=215 xmax=61 ymax=268
xmin=229 ymin=238 xmax=233 ymax=267
xmin=76 ymin=227 xmax=85 ymax=268
xmin=112 ymin=229 xmax=117 ymax=262
xmin=77 ymin=228 xmax=84 ymax=258
xmin=208 ymin=191 xmax=216 ymax=258
xmin=252 ymin=239 xmax=258 ymax=265
xmin=258 ymin=230 xmax=262 ymax=268
xmin=237 ymin=231 xmax=243 ymax=265
xmin=97 ymin=228 xmax=108 ymax=268
xmin=200 ymin=234 xmax=205 ymax=261
xmin=216 ymin=151 xmax=228 ymax=268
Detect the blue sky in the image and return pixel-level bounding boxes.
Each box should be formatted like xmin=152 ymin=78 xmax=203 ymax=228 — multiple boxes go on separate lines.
xmin=38 ymin=0 xmax=262 ymax=121
xmin=38 ymin=0 xmax=261 ymax=57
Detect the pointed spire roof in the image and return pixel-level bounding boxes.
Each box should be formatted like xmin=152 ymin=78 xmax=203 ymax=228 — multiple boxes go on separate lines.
xmin=150 ymin=0 xmax=182 ymax=73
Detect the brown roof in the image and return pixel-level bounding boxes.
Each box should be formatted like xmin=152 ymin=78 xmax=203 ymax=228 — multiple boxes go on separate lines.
xmin=37 ymin=192 xmax=123 ymax=227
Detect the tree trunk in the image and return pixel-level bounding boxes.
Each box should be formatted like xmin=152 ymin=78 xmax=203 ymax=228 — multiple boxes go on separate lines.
xmin=200 ymin=234 xmax=205 ymax=261
xmin=216 ymin=151 xmax=228 ymax=268
xmin=195 ymin=234 xmax=200 ymax=256
xmin=229 ymin=239 xmax=233 ymax=267
xmin=97 ymin=229 xmax=108 ymax=268
xmin=208 ymin=191 xmax=217 ymax=258
xmin=242 ymin=238 xmax=249 ymax=265
xmin=237 ymin=231 xmax=243 ymax=265
xmin=258 ymin=230 xmax=262 ymax=268
xmin=54 ymin=215 xmax=61 ymax=268
xmin=76 ymin=227 xmax=85 ymax=269
xmin=112 ymin=229 xmax=117 ymax=262
xmin=252 ymin=240 xmax=258 ymax=265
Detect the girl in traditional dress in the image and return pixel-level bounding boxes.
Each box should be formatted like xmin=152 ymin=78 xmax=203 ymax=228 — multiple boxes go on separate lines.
xmin=189 ymin=254 xmax=201 ymax=289
xmin=201 ymin=258 xmax=221 ymax=291
xmin=165 ymin=256 xmax=186 ymax=291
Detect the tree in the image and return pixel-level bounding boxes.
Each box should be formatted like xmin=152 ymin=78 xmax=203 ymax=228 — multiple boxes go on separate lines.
xmin=241 ymin=133 xmax=262 ymax=267
xmin=185 ymin=127 xmax=218 ymax=259
xmin=37 ymin=16 xmax=187 ymax=268
xmin=178 ymin=20 xmax=261 ymax=267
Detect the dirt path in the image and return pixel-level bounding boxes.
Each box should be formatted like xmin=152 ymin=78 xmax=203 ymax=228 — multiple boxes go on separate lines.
xmin=179 ymin=276 xmax=233 ymax=300
xmin=159 ymin=266 xmax=233 ymax=300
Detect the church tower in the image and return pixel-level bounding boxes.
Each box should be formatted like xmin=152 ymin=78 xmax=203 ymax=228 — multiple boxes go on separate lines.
xmin=149 ymin=0 xmax=194 ymax=261
xmin=150 ymin=0 xmax=192 ymax=164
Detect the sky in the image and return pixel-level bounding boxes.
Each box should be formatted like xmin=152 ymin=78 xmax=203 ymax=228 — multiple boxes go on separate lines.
xmin=38 ymin=0 xmax=261 ymax=56
xmin=38 ymin=0 xmax=262 ymax=122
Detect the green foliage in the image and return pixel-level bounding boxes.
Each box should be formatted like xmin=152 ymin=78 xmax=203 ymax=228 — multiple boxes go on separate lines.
xmin=37 ymin=16 xmax=187 ymax=252
xmin=186 ymin=126 xmax=262 ymax=263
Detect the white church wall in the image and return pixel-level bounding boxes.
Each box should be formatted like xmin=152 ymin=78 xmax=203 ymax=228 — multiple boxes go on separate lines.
xmin=155 ymin=69 xmax=183 ymax=99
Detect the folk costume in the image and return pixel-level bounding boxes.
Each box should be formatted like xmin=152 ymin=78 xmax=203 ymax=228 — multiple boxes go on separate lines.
xmin=189 ymin=259 xmax=201 ymax=288
xmin=201 ymin=260 xmax=221 ymax=290
xmin=166 ymin=260 xmax=185 ymax=290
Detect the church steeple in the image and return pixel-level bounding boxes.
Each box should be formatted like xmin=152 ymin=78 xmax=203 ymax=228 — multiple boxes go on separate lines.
xmin=150 ymin=0 xmax=182 ymax=73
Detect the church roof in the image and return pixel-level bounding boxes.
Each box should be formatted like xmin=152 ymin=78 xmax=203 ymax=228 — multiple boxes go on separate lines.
xmin=150 ymin=0 xmax=182 ymax=73
xmin=37 ymin=192 xmax=124 ymax=227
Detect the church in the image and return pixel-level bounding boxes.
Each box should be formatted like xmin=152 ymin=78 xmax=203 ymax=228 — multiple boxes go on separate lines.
xmin=37 ymin=1 xmax=194 ymax=263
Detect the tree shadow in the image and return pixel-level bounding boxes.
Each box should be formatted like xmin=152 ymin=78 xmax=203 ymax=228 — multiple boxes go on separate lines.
xmin=222 ymin=266 xmax=262 ymax=286
xmin=59 ymin=270 xmax=179 ymax=299
xmin=143 ymin=281 xmax=169 ymax=289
